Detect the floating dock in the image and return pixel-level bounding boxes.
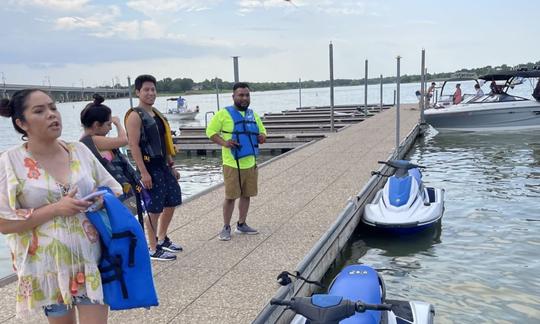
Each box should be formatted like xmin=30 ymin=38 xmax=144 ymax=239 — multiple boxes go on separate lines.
xmin=174 ymin=104 xmax=391 ymax=155
xmin=0 ymin=104 xmax=421 ymax=324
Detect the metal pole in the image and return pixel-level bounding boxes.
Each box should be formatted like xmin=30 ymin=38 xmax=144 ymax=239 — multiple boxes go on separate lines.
xmin=396 ymin=56 xmax=401 ymax=152
xmin=45 ymin=76 xmax=51 ymax=95
xmin=80 ymin=79 xmax=84 ymax=101
xmin=298 ymin=78 xmax=302 ymax=109
xmin=364 ymin=59 xmax=368 ymax=117
xmin=379 ymin=74 xmax=383 ymax=112
xmin=329 ymin=42 xmax=335 ymax=132
xmin=1 ymin=72 xmax=5 ymax=98
xmin=393 ymin=89 xmax=396 ymax=106
xmin=127 ymin=76 xmax=133 ymax=108
xmin=232 ymin=56 xmax=239 ymax=83
xmin=215 ymin=77 xmax=220 ymax=111
xmin=420 ymin=49 xmax=426 ymax=123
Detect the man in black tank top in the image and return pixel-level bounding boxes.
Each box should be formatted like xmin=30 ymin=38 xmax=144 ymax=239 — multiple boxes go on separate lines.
xmin=125 ymin=75 xmax=183 ymax=262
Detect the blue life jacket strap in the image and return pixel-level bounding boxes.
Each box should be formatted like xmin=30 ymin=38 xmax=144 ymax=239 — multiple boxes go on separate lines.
xmin=112 ymin=231 xmax=137 ymax=267
xmin=100 ymin=255 xmax=129 ymax=299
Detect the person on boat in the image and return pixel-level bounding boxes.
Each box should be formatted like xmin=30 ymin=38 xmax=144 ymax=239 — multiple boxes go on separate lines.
xmin=489 ymin=81 xmax=503 ymax=95
xmin=426 ymin=82 xmax=436 ymax=106
xmin=176 ymin=96 xmax=185 ymax=111
xmin=474 ymin=84 xmax=484 ymax=98
xmin=453 ymin=83 xmax=462 ymax=104
xmin=80 ymin=94 xmax=147 ymax=221
xmin=206 ymin=82 xmax=267 ymax=241
xmin=125 ymin=75 xmax=183 ymax=261
xmin=0 ymin=89 xmax=123 ymax=321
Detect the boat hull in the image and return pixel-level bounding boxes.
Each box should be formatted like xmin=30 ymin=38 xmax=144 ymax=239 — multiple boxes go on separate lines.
xmin=362 ymin=187 xmax=444 ymax=234
xmin=164 ymin=112 xmax=198 ymax=120
xmin=425 ymin=100 xmax=540 ymax=132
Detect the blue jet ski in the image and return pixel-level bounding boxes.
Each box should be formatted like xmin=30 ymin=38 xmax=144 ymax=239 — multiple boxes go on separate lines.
xmin=363 ymin=160 xmax=444 ymax=234
xmin=274 ymin=264 xmax=434 ymax=324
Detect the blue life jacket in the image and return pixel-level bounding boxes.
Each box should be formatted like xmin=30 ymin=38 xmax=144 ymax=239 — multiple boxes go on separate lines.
xmin=86 ymin=187 xmax=158 ymax=310
xmin=225 ymin=106 xmax=260 ymax=160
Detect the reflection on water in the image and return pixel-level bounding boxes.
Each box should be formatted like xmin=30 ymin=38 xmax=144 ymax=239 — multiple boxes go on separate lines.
xmin=336 ymin=129 xmax=540 ymax=322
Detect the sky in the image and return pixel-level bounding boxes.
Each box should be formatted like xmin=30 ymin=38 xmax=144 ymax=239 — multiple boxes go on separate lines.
xmin=1 ymin=0 xmax=539 ymax=87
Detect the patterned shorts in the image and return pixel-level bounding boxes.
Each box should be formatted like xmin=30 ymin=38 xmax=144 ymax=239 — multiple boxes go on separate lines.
xmin=145 ymin=159 xmax=182 ymax=214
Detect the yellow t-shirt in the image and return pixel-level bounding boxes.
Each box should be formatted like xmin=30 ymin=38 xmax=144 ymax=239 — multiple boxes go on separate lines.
xmin=205 ymin=107 xmax=266 ymax=169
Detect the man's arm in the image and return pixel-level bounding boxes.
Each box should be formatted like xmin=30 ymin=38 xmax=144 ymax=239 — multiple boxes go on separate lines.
xmin=255 ymin=112 xmax=267 ymax=144
xmin=206 ymin=111 xmax=238 ymax=148
xmin=209 ymin=134 xmax=237 ymax=148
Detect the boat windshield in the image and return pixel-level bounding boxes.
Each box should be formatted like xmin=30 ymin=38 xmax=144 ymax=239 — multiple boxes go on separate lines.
xmin=467 ymin=94 xmax=528 ymax=103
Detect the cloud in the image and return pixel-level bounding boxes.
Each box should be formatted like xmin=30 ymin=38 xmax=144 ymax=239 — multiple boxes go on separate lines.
xmin=407 ymin=20 xmax=437 ymax=26
xmin=8 ymin=0 xmax=89 ymax=11
xmin=238 ymin=0 xmax=291 ymax=9
xmin=126 ymin=0 xmax=220 ymax=13
xmin=91 ymin=20 xmax=168 ymax=40
xmin=54 ymin=16 xmax=102 ymax=30
xmin=237 ymin=0 xmax=373 ymax=16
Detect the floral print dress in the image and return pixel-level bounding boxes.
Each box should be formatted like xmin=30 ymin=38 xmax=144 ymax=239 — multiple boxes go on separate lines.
xmin=0 ymin=141 xmax=122 ymax=318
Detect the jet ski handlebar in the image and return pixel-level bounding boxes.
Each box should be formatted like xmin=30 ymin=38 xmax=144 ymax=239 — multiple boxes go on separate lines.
xmin=378 ymin=160 xmax=425 ymax=169
xmin=270 ymin=296 xmax=392 ymax=323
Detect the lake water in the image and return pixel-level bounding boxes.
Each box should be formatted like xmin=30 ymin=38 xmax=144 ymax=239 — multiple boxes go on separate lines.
xmin=1 ymin=81 xmax=539 ymax=323
xmin=338 ymin=129 xmax=540 ymax=322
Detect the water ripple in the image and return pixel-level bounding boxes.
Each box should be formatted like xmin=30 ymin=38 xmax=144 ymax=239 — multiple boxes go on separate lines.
xmin=344 ymin=130 xmax=540 ymax=322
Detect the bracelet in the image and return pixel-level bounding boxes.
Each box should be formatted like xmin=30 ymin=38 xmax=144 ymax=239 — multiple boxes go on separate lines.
xmin=168 ymin=161 xmax=175 ymax=167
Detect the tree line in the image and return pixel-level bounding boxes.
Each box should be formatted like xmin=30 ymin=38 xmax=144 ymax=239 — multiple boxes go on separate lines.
xmin=152 ymin=60 xmax=540 ymax=93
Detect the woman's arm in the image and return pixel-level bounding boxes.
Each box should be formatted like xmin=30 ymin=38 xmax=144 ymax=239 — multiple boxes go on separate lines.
xmin=0 ymin=189 xmax=91 ymax=234
xmin=92 ymin=116 xmax=128 ymax=151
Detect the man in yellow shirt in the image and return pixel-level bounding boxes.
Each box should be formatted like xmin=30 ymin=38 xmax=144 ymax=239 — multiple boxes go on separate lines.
xmin=206 ymin=82 xmax=267 ymax=241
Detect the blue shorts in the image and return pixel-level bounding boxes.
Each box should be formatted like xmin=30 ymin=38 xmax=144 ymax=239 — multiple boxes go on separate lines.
xmin=145 ymin=159 xmax=182 ymax=214
xmin=43 ymin=295 xmax=99 ymax=317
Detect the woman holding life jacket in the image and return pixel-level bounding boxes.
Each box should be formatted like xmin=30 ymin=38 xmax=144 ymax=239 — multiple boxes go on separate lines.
xmin=0 ymin=89 xmax=122 ymax=323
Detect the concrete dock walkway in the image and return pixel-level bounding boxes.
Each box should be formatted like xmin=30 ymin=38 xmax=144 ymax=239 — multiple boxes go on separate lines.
xmin=0 ymin=104 xmax=420 ymax=323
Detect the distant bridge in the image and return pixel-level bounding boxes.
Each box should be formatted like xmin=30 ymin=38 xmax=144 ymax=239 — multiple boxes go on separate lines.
xmin=0 ymin=84 xmax=131 ymax=102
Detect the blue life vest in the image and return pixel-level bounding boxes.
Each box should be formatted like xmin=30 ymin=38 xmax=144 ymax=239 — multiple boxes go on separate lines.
xmin=86 ymin=187 xmax=158 ymax=310
xmin=225 ymin=106 xmax=260 ymax=160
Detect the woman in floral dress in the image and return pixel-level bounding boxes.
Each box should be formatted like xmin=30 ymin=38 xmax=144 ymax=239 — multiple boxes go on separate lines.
xmin=0 ymin=89 xmax=122 ymax=323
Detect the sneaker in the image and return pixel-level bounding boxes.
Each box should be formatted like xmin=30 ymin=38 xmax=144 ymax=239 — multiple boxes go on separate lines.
xmin=159 ymin=236 xmax=183 ymax=253
xmin=149 ymin=248 xmax=177 ymax=261
xmin=218 ymin=225 xmax=231 ymax=241
xmin=235 ymin=222 xmax=259 ymax=235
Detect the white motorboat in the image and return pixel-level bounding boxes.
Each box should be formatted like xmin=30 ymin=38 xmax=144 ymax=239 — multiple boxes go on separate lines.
xmin=164 ymin=97 xmax=199 ymax=120
xmin=425 ymin=69 xmax=540 ymax=132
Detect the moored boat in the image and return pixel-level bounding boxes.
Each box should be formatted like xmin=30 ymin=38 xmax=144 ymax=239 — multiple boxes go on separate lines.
xmin=425 ymin=69 xmax=540 ymax=132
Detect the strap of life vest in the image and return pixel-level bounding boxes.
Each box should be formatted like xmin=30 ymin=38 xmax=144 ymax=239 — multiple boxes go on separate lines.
xmin=100 ymin=254 xmax=129 ymax=299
